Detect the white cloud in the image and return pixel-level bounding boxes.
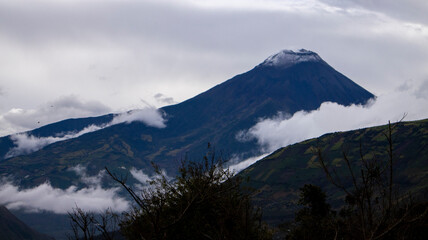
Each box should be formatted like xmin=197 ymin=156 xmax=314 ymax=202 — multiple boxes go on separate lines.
xmin=69 ymin=164 xmax=106 ymax=186
xmin=110 ymin=108 xmax=166 ymax=128
xmin=226 ymin=153 xmax=269 ymax=174
xmin=130 ymin=167 xmax=172 ymax=191
xmin=239 ymin=85 xmax=428 ymax=152
xmin=5 ymin=125 xmax=104 ymax=158
xmin=0 ymin=183 xmax=129 ymax=214
xmin=130 ymin=168 xmax=152 ymax=184
xmin=5 ymin=107 xmax=166 ymax=158
xmin=0 ymin=166 xmax=130 ymax=214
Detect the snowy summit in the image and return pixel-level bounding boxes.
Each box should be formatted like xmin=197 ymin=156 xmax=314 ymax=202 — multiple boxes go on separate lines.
xmin=260 ymin=49 xmax=323 ymax=68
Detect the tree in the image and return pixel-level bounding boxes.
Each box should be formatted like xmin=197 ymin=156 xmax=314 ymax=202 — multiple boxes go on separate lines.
xmin=106 ymin=149 xmax=272 ymax=240
xmin=316 ymin=121 xmax=428 ymax=239
xmin=283 ymin=185 xmax=337 ymax=240
xmin=67 ymin=206 xmax=120 ymax=240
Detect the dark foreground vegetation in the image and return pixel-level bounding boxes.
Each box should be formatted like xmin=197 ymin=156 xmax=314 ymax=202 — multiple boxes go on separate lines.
xmin=68 ymin=122 xmax=428 ymax=240
xmin=68 ymin=148 xmax=272 ymax=240
xmin=282 ymin=121 xmax=428 ymax=240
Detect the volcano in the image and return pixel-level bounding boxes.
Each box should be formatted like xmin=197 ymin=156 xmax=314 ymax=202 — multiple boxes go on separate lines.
xmin=0 ymin=49 xmax=374 ymax=188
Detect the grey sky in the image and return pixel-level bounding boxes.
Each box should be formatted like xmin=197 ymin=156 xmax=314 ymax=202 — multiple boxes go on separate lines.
xmin=0 ymin=0 xmax=427 ymax=136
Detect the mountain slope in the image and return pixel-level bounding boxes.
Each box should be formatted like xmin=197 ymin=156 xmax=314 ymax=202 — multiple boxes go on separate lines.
xmin=0 ymin=206 xmax=54 ymax=240
xmin=0 ymin=49 xmax=374 ymax=188
xmin=240 ymin=118 xmax=428 ymax=224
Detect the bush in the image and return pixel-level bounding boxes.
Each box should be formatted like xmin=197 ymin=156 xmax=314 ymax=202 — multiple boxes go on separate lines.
xmin=107 ymin=150 xmax=272 ymax=240
xmin=284 ymin=121 xmax=428 ymax=240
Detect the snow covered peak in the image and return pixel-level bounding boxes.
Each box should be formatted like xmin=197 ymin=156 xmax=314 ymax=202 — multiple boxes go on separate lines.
xmin=260 ymin=49 xmax=323 ymax=68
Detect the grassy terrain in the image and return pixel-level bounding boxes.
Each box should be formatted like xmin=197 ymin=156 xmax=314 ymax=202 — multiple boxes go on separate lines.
xmin=241 ymin=118 xmax=428 ymax=224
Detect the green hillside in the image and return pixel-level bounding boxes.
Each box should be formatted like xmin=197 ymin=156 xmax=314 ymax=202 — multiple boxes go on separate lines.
xmin=241 ymin=118 xmax=428 ymax=224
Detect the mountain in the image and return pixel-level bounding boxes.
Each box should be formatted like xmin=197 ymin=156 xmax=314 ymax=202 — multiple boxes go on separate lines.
xmin=0 ymin=49 xmax=374 ymax=188
xmin=240 ymin=118 xmax=428 ymax=224
xmin=0 ymin=205 xmax=54 ymax=240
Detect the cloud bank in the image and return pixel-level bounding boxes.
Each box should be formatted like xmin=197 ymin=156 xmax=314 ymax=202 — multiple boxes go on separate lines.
xmin=0 ymin=166 xmax=129 ymax=214
xmin=0 ymin=183 xmax=129 ymax=214
xmin=0 ymin=165 xmax=174 ymax=214
xmin=5 ymin=106 xmax=166 ymax=158
xmin=239 ymin=85 xmax=428 ymax=152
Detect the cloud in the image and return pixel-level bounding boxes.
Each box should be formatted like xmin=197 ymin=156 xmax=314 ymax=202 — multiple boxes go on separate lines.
xmin=5 ymin=124 xmax=104 ymax=158
xmin=0 ymin=96 xmax=111 ymax=136
xmin=69 ymin=164 xmax=106 ymax=186
xmin=5 ymin=107 xmax=166 ymax=158
xmin=0 ymin=166 xmax=129 ymax=214
xmin=130 ymin=167 xmax=172 ymax=191
xmin=130 ymin=168 xmax=152 ymax=184
xmin=414 ymin=79 xmax=428 ymax=99
xmin=226 ymin=153 xmax=269 ymax=174
xmin=110 ymin=107 xmax=166 ymax=128
xmin=238 ymin=86 xmax=428 ymax=152
xmin=154 ymin=93 xmax=176 ymax=106
xmin=0 ymin=183 xmax=129 ymax=214
xmin=320 ymin=0 xmax=428 ymax=25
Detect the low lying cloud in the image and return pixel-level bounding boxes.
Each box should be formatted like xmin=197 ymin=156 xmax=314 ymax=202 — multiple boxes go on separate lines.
xmin=5 ymin=106 xmax=166 ymax=158
xmin=154 ymin=93 xmax=176 ymax=106
xmin=0 ymin=183 xmax=129 ymax=214
xmin=130 ymin=168 xmax=152 ymax=184
xmin=5 ymin=125 xmax=104 ymax=158
xmin=226 ymin=153 xmax=269 ymax=174
xmin=130 ymin=167 xmax=172 ymax=191
xmin=110 ymin=108 xmax=166 ymax=128
xmin=69 ymin=164 xmax=106 ymax=186
xmin=238 ymin=86 xmax=428 ymax=152
xmin=0 ymin=166 xmax=129 ymax=214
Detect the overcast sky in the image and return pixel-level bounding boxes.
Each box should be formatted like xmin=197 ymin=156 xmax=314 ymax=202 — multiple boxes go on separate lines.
xmin=1 ymin=0 xmax=428 ymax=136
